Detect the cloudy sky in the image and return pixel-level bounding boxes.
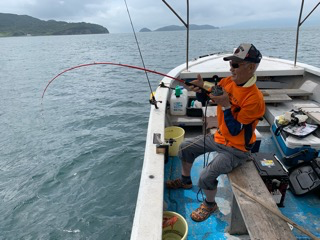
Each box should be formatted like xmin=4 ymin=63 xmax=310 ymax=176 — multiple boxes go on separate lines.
xmin=1 ymin=0 xmax=319 ymax=33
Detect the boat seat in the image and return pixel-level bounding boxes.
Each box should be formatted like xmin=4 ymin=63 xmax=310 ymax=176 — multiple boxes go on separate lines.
xmin=261 ymin=89 xmax=312 ymax=97
xmin=262 ymin=88 xmax=313 ymax=104
xmin=227 ymin=160 xmax=295 ymax=239
xmin=299 ymin=80 xmax=320 ymax=103
xmin=263 ymin=94 xmax=292 ymax=103
xmin=300 ymin=107 xmax=320 ymax=125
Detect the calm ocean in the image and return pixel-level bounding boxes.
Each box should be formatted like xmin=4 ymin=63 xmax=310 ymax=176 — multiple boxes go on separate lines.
xmin=0 ymin=26 xmax=319 ymax=239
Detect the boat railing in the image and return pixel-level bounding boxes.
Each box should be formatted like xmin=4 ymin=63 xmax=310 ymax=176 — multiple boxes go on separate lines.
xmin=294 ymin=0 xmax=320 ymax=66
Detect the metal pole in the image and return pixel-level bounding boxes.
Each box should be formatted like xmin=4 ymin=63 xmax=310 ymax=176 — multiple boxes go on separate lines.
xmin=162 ymin=0 xmax=189 ymax=70
xmin=300 ymin=2 xmax=320 ymax=25
xmin=294 ymin=1 xmax=320 ymax=66
xmin=186 ymin=0 xmax=189 ymax=70
xmin=162 ymin=0 xmax=187 ymax=27
xmin=294 ymin=0 xmax=304 ymax=67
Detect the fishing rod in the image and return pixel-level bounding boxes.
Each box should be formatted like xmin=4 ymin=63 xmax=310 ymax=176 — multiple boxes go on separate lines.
xmin=124 ymin=0 xmax=159 ymax=108
xmin=42 ymin=62 xmax=182 ymax=98
xmin=41 ymin=62 xmax=216 ymax=99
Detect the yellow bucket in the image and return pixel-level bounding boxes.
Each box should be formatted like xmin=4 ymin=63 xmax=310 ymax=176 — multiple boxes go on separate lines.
xmin=162 ymin=211 xmax=188 ymax=240
xmin=165 ymin=127 xmax=185 ymax=156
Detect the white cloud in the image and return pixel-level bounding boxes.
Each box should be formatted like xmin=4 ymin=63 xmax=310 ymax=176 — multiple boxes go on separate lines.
xmin=0 ymin=0 xmax=319 ymax=33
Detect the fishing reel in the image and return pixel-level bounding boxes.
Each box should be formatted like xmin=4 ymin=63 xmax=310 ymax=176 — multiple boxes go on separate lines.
xmin=210 ymin=75 xmax=223 ymax=96
xmin=183 ymin=74 xmax=223 ymax=96
xmin=210 ymin=85 xmax=223 ymax=96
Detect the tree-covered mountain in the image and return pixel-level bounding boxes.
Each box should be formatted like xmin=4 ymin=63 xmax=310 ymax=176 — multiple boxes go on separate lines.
xmin=0 ymin=13 xmax=109 ymax=37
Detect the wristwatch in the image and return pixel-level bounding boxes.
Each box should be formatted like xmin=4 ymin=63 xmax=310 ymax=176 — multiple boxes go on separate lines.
xmin=222 ymin=106 xmax=231 ymax=111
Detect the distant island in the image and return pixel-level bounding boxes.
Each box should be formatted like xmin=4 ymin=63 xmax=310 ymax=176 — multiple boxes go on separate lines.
xmin=139 ymin=24 xmax=218 ymax=32
xmin=140 ymin=27 xmax=152 ymax=32
xmin=0 ymin=13 xmax=109 ymax=37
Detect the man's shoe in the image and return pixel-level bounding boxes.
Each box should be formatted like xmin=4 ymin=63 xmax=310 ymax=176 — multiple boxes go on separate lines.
xmin=166 ymin=178 xmax=192 ymax=189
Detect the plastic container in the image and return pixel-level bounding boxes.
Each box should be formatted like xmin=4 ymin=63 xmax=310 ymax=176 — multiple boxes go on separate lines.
xmin=186 ymin=98 xmax=203 ymax=117
xmin=170 ymin=86 xmax=188 ymax=116
xmin=165 ymin=126 xmax=185 ymax=156
xmin=162 ymin=211 xmax=188 ymax=240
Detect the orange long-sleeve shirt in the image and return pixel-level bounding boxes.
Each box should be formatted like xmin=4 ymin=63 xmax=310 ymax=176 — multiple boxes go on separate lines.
xmin=214 ymin=76 xmax=265 ymax=151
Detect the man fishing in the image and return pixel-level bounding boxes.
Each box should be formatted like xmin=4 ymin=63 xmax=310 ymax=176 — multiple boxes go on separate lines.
xmin=166 ymin=43 xmax=265 ymax=222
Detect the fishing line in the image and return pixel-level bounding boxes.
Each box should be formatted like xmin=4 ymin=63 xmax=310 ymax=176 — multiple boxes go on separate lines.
xmin=123 ymin=0 xmax=158 ymax=108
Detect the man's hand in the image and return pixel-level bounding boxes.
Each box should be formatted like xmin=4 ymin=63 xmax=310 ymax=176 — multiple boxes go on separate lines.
xmin=209 ymin=88 xmax=231 ymax=108
xmin=185 ymin=74 xmax=204 ymax=93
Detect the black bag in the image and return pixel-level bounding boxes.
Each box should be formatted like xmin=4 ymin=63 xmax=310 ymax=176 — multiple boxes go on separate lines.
xmin=252 ymin=152 xmax=289 ymax=207
xmin=289 ymin=158 xmax=320 ymax=195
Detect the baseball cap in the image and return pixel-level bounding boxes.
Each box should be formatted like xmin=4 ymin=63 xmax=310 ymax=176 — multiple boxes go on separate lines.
xmin=223 ymin=43 xmax=262 ymax=63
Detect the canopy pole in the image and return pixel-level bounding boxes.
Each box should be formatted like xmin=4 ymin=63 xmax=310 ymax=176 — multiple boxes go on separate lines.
xmin=162 ymin=0 xmax=190 ymax=70
xmin=294 ymin=0 xmax=304 ymax=67
xmin=186 ymin=0 xmax=189 ymax=70
xmin=294 ymin=0 xmax=320 ymax=66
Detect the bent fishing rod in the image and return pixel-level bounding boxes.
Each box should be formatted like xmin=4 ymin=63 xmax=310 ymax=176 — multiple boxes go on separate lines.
xmin=41 ymin=62 xmax=215 ymax=99
xmin=42 ymin=62 xmax=182 ymax=99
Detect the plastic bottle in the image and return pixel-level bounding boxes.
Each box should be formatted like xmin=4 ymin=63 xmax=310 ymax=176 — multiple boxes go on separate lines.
xmin=179 ymin=86 xmax=188 ymax=101
xmin=170 ymin=86 xmax=188 ymax=115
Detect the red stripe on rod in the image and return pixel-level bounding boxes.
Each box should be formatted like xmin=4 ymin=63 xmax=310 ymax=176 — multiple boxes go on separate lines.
xmin=42 ymin=62 xmax=184 ymax=98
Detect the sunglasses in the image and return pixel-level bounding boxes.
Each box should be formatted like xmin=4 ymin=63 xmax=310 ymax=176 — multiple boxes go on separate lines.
xmin=230 ymin=62 xmax=247 ymax=69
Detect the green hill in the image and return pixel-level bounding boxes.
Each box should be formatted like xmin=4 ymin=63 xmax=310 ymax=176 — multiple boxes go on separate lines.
xmin=0 ymin=13 xmax=109 ymax=37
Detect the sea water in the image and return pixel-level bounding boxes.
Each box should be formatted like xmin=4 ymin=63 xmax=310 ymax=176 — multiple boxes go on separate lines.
xmin=0 ymin=26 xmax=319 ymax=239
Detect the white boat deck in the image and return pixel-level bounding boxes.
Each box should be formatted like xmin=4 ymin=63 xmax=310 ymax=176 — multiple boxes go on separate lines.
xmin=131 ymin=53 xmax=320 ymax=240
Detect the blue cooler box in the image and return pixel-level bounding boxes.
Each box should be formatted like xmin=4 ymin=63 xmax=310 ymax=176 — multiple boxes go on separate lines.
xmin=271 ymin=118 xmax=320 ymax=166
